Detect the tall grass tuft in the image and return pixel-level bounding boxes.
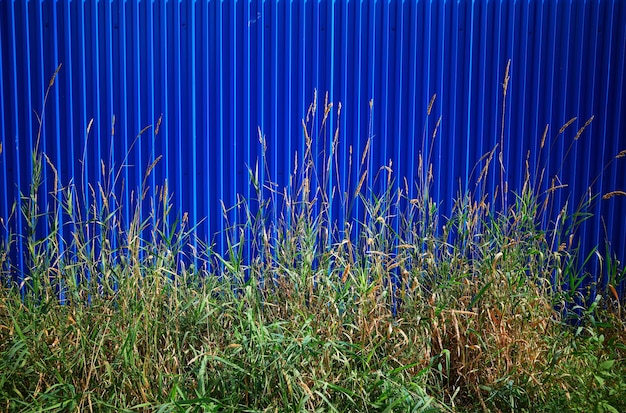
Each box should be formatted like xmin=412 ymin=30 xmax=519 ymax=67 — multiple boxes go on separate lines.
xmin=1 ymin=65 xmax=625 ymax=412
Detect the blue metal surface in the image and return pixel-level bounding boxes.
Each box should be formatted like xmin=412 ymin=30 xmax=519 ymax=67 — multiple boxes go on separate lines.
xmin=1 ymin=0 xmax=625 ymax=292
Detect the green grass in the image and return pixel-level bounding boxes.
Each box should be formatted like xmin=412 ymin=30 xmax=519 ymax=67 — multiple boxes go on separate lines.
xmin=1 ymin=65 xmax=625 ymax=412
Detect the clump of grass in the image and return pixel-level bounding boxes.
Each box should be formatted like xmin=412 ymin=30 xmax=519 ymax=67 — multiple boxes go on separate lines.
xmin=1 ymin=65 xmax=625 ymax=412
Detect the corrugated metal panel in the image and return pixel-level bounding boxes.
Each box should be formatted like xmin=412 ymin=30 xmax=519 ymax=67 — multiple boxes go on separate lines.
xmin=1 ymin=0 xmax=625 ymax=293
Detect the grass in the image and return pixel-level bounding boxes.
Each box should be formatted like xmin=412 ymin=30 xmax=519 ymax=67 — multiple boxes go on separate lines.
xmin=1 ymin=65 xmax=626 ymax=412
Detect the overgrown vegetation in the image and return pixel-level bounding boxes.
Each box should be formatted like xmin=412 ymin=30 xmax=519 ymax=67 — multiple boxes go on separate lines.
xmin=1 ymin=65 xmax=625 ymax=412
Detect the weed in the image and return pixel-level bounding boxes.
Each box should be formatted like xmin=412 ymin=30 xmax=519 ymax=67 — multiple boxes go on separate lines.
xmin=0 ymin=64 xmax=624 ymax=412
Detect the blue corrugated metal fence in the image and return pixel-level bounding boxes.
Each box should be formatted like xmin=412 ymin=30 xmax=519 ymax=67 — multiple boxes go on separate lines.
xmin=1 ymin=0 xmax=625 ymax=293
